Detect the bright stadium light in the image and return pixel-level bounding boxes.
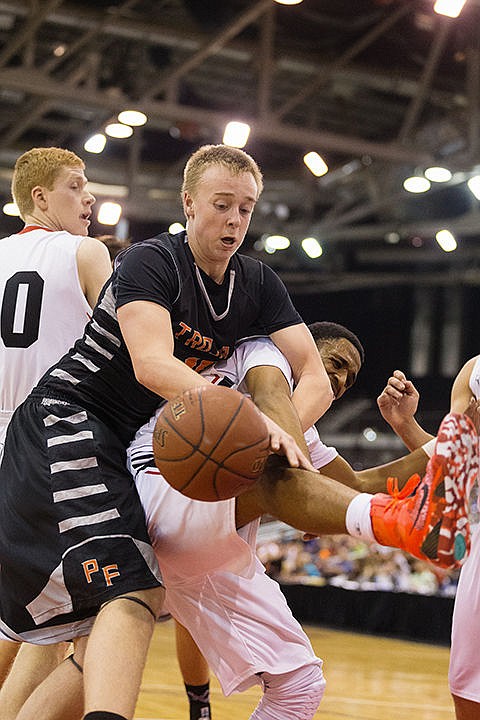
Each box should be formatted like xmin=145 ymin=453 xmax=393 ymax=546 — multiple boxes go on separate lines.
xmin=436 ymin=229 xmax=457 ymax=252
xmin=223 ymin=121 xmax=251 ymax=148
xmin=434 ymin=0 xmax=467 ymax=18
xmin=98 ymin=201 xmax=122 ymax=225
xmin=303 ymin=151 xmax=328 ymax=177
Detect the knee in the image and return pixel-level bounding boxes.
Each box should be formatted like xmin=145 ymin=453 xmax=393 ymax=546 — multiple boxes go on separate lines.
xmin=255 ymin=662 xmax=326 ymax=720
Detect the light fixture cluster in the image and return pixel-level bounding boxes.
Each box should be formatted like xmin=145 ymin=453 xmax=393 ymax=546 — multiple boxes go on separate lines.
xmin=82 ymin=110 xmax=148 ymax=225
xmin=84 ymin=110 xmax=147 ymax=155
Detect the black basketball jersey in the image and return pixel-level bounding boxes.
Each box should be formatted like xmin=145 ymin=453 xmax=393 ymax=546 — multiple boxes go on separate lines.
xmin=36 ymin=232 xmax=302 ymax=445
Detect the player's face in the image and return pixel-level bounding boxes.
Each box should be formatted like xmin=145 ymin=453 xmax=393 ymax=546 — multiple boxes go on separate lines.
xmin=184 ymin=165 xmax=258 ymax=270
xmin=40 ymin=166 xmax=95 ymax=236
xmin=320 ymin=338 xmax=362 ymax=400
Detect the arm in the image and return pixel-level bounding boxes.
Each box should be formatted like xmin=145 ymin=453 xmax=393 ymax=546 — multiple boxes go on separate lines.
xmin=450 ymin=357 xmax=478 ymax=414
xmin=377 ymin=370 xmax=433 ymax=451
xmin=270 ymin=323 xmax=333 ymax=431
xmin=117 ymin=300 xmax=213 ymax=399
xmin=76 ymin=236 xmax=113 ymax=307
xmin=245 ymin=365 xmax=316 ymax=470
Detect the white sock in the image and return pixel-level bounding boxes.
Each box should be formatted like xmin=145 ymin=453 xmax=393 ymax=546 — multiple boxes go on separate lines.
xmin=345 ymin=493 xmax=375 ymax=542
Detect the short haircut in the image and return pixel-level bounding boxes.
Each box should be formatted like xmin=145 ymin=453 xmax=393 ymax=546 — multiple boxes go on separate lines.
xmin=12 ymin=147 xmax=84 ymax=220
xmin=182 ymin=144 xmax=263 ymax=200
xmin=308 ymin=321 xmax=365 ymax=364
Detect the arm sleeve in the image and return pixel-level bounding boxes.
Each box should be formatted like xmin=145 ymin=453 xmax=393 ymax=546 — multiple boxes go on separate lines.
xmin=304 ymin=425 xmax=338 ymax=469
xmin=114 ymin=242 xmax=179 ymax=311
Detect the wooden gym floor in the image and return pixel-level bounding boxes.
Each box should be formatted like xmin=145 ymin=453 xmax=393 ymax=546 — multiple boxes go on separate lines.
xmin=136 ymin=620 xmax=454 ymax=719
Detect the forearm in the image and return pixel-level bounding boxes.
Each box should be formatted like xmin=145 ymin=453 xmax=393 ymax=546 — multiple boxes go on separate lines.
xmin=386 ymin=416 xmax=433 ymax=452
xmin=134 ymin=354 xmax=212 ymax=400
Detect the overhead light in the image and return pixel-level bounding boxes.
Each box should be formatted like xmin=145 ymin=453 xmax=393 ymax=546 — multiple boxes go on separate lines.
xmin=301 ymin=237 xmax=323 ymax=259
xmin=105 ymin=122 xmax=133 ymax=139
xmin=467 ymin=175 xmax=480 ymax=200
xmin=436 ymin=229 xmax=457 ymax=252
xmin=403 ymin=176 xmax=431 ymax=193
xmin=118 ymin=110 xmax=147 ymax=127
xmin=265 ymin=235 xmax=290 ymax=251
xmin=84 ymin=133 xmax=107 ymax=154
xmin=363 ymin=427 xmax=377 ymax=443
xmin=223 ymin=121 xmax=251 ymax=148
xmin=274 ymin=0 xmax=303 ymax=4
xmin=168 ymin=222 xmax=185 ymax=235
xmin=424 ymin=166 xmax=452 ymax=182
xmin=3 ymin=201 xmax=20 ymax=216
xmin=303 ymin=151 xmax=328 ymax=177
xmin=97 ymin=201 xmax=122 ymax=225
xmin=434 ymin=0 xmax=467 ymax=18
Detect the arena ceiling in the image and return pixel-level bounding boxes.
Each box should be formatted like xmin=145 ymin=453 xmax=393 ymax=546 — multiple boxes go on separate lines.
xmin=1 ymin=0 xmax=480 ymax=293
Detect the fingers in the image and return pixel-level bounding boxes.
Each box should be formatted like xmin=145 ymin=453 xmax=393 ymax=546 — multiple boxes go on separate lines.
xmin=269 ymin=430 xmax=317 ymax=471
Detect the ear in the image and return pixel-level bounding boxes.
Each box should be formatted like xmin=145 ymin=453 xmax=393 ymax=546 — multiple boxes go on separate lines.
xmin=183 ymin=191 xmax=194 ymax=219
xmin=31 ymin=185 xmax=48 ymax=210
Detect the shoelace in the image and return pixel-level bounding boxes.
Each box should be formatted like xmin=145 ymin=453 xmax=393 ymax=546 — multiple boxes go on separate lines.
xmin=385 ymin=474 xmax=421 ymax=511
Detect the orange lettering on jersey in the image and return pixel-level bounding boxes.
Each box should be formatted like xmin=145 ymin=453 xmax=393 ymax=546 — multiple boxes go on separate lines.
xmin=217 ymin=346 xmax=230 ymax=360
xmin=185 ymin=330 xmax=203 ymax=349
xmin=185 ymin=357 xmax=214 ymax=373
xmin=103 ymin=564 xmax=120 ymax=586
xmin=175 ymin=321 xmax=191 ymax=338
xmin=82 ymin=559 xmax=99 ymax=583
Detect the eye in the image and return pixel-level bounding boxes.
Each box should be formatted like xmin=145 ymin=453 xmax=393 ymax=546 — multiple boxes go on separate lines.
xmin=240 ymin=207 xmax=253 ymax=216
xmin=214 ymin=201 xmax=228 ymax=211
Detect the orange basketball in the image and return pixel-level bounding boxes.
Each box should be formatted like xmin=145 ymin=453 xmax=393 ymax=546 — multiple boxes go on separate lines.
xmin=152 ymin=385 xmax=270 ymax=501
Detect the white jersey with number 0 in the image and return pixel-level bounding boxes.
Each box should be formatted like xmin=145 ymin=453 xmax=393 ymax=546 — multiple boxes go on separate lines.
xmin=0 ymin=227 xmax=91 ymax=424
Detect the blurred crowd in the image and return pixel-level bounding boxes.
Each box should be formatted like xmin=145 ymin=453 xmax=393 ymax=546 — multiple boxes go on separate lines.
xmin=256 ymin=527 xmax=460 ymax=597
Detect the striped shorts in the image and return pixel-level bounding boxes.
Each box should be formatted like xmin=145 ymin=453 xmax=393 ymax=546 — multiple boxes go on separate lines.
xmin=0 ymin=396 xmax=162 ymax=644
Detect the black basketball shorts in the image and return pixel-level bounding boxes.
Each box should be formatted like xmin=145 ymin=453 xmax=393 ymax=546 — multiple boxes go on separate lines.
xmin=0 ymin=396 xmax=162 ymax=644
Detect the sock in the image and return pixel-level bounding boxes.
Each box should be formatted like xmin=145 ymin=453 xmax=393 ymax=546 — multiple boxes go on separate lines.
xmin=345 ymin=493 xmax=375 ymax=542
xmin=185 ymin=681 xmax=211 ymax=720
xmin=83 ymin=713 xmax=128 ymax=720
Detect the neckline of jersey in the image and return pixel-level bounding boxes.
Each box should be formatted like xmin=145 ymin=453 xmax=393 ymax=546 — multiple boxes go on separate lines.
xmin=19 ymin=225 xmax=56 ymax=234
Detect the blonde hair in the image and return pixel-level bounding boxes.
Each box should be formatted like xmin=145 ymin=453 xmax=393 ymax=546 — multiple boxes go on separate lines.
xmin=12 ymin=147 xmax=85 ymax=219
xmin=182 ymin=144 xmax=263 ymax=200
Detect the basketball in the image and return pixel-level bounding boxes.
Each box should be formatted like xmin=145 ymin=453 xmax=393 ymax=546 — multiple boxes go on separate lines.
xmin=152 ymin=385 xmax=270 ymax=501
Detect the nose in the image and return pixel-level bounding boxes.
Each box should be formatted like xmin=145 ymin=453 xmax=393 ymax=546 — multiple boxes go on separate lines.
xmin=227 ymin=206 xmax=241 ymax=227
xmin=85 ymin=191 xmax=95 ymax=206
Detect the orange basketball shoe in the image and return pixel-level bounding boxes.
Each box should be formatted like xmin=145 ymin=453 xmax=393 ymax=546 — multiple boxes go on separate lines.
xmin=370 ymin=412 xmax=479 ymax=569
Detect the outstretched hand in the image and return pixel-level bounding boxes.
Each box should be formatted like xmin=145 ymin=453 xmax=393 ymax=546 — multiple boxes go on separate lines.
xmin=377 ymin=369 xmax=419 ymax=429
xmin=260 ymin=412 xmax=317 ymax=472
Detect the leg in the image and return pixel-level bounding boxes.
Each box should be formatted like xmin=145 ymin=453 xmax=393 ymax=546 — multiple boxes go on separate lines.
xmin=83 ymin=587 xmax=165 ymax=720
xmin=0 ymin=639 xmax=20 ymax=687
xmin=0 ymin=642 xmax=69 ymax=720
xmin=238 ymin=413 xmax=478 ymax=570
xmin=250 ymin=664 xmax=325 ymax=720
xmin=236 ymin=458 xmax=356 ymax=533
xmin=175 ymin=621 xmax=211 ymax=720
xmin=452 ymin=695 xmax=480 ymax=720
xmin=15 ymin=638 xmax=86 ymax=720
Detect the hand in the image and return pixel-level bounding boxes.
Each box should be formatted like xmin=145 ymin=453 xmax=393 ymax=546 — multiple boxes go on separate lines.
xmin=377 ymin=370 xmax=419 ymax=429
xmin=260 ymin=412 xmax=318 ymax=472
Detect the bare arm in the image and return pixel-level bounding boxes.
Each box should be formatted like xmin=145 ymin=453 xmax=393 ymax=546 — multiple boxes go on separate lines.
xmin=117 ymin=300 xmax=212 ymax=399
xmin=377 ymin=369 xmax=433 ymax=450
xmin=245 ymin=365 xmax=316 ymax=470
xmin=270 ymin=323 xmax=333 ymax=431
xmin=76 ymin=236 xmax=113 ymax=307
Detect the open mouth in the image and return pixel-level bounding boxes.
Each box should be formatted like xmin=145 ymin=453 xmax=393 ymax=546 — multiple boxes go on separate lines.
xmin=221 ymin=236 xmax=236 ymax=246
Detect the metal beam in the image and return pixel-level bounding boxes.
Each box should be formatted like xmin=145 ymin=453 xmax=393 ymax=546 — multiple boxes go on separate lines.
xmin=0 ymin=67 xmax=434 ymax=164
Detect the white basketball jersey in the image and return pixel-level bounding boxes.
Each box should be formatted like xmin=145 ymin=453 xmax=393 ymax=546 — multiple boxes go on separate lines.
xmin=0 ymin=227 xmax=92 ymax=413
